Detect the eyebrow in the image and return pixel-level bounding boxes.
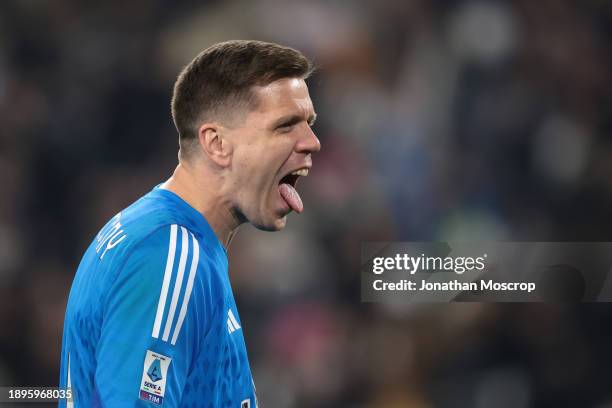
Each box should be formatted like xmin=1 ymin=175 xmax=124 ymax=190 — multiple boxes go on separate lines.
xmin=272 ymin=112 xmax=318 ymax=129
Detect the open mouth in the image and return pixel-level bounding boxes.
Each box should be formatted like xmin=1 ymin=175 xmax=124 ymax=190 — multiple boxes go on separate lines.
xmin=279 ymin=173 xmax=299 ymax=188
xmin=278 ymin=168 xmax=309 ymax=213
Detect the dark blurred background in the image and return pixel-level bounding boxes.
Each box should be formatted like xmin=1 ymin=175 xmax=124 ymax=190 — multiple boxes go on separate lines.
xmin=1 ymin=0 xmax=612 ymax=407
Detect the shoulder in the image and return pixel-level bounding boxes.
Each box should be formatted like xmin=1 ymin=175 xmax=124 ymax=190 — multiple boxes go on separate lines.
xmin=104 ymin=222 xmax=224 ymax=346
xmin=93 ymin=190 xmax=188 ymax=264
xmin=90 ymin=190 xmax=228 ymax=292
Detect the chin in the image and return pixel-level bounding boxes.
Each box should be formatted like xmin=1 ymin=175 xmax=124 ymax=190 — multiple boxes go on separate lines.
xmin=251 ymin=215 xmax=287 ymax=232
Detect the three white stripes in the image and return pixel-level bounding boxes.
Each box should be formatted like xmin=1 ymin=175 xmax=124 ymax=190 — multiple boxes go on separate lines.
xmin=151 ymin=225 xmax=177 ymax=340
xmin=227 ymin=309 xmax=241 ymax=333
xmin=172 ymin=233 xmax=199 ymax=345
xmin=152 ymin=224 xmax=199 ymax=346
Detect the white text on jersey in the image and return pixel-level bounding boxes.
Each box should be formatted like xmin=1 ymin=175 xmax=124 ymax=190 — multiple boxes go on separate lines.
xmin=96 ymin=212 xmax=127 ymax=259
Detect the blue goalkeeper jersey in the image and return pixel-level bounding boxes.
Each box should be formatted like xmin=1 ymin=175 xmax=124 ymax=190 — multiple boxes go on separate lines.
xmin=58 ymin=186 xmax=257 ymax=408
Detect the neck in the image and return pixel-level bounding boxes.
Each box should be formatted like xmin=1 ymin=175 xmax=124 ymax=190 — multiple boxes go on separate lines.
xmin=160 ymin=162 xmax=241 ymax=249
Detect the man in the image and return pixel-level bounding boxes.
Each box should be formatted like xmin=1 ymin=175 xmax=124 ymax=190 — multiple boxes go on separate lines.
xmin=58 ymin=40 xmax=320 ymax=407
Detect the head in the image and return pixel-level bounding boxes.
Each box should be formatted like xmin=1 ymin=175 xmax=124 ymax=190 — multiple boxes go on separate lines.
xmin=171 ymin=40 xmax=321 ymax=231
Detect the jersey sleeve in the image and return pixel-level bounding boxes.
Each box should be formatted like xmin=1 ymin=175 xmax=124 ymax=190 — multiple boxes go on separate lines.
xmin=95 ymin=224 xmax=212 ymax=407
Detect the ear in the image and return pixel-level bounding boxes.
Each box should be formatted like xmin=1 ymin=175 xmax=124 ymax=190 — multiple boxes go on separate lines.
xmin=197 ymin=123 xmax=232 ymax=167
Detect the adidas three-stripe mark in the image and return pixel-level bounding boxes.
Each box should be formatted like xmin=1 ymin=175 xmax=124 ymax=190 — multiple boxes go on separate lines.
xmin=152 ymin=224 xmax=200 ymax=345
xmin=227 ymin=309 xmax=241 ymax=334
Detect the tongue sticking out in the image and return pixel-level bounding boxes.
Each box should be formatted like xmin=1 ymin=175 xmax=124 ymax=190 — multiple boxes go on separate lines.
xmin=279 ymin=183 xmax=303 ymax=213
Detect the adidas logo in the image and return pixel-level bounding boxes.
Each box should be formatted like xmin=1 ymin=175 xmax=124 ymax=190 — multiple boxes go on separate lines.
xmin=227 ymin=309 xmax=241 ymax=334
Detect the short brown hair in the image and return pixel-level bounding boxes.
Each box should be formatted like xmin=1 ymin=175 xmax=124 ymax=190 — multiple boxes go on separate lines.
xmin=171 ymin=40 xmax=313 ymax=151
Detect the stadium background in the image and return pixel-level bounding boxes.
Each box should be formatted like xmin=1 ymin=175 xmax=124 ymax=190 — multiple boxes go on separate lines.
xmin=1 ymin=0 xmax=612 ymax=406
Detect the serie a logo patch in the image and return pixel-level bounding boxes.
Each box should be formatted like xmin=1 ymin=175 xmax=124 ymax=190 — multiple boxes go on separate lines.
xmin=139 ymin=350 xmax=172 ymax=406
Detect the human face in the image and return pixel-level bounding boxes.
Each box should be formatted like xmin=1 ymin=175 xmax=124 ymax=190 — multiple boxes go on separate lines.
xmin=226 ymin=77 xmax=321 ymax=231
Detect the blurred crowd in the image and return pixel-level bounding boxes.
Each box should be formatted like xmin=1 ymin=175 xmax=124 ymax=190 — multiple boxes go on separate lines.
xmin=1 ymin=0 xmax=612 ymax=406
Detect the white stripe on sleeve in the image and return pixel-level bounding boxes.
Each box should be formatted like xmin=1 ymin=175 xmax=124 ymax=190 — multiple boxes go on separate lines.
xmin=67 ymin=352 xmax=73 ymax=408
xmin=171 ymin=232 xmax=200 ymax=345
xmin=162 ymin=226 xmax=189 ymax=342
xmin=152 ymin=224 xmax=178 ymax=339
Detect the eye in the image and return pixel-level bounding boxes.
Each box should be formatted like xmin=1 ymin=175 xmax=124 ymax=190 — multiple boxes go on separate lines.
xmin=276 ymin=124 xmax=294 ymax=133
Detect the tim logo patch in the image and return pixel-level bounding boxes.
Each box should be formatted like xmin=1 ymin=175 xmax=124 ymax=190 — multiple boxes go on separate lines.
xmin=139 ymin=350 xmax=171 ymax=405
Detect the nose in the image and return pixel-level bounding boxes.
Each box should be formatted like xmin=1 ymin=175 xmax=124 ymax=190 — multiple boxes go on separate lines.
xmin=296 ymin=125 xmax=321 ymax=154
